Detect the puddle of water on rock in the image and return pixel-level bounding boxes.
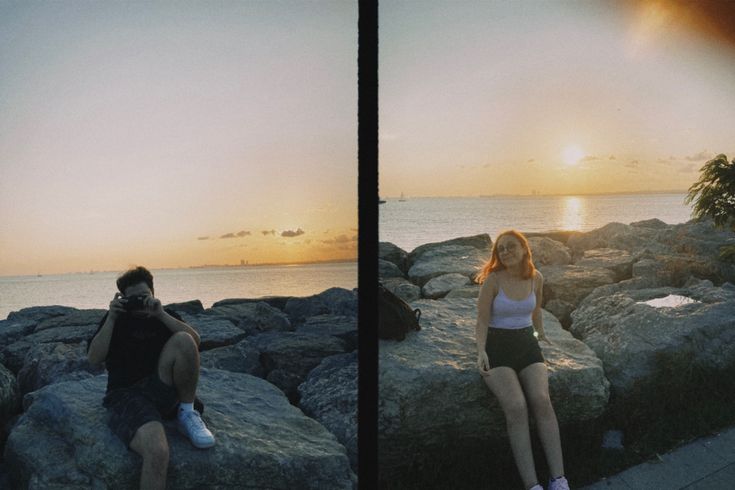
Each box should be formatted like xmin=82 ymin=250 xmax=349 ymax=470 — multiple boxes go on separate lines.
xmin=637 ymin=294 xmax=701 ymax=308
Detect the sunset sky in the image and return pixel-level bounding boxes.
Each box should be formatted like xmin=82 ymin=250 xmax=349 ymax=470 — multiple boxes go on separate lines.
xmin=0 ymin=1 xmax=357 ymax=276
xmin=380 ymin=0 xmax=735 ymax=198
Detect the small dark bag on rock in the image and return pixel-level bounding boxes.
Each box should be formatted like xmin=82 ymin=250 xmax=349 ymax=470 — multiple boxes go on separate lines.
xmin=378 ymin=283 xmax=421 ymax=341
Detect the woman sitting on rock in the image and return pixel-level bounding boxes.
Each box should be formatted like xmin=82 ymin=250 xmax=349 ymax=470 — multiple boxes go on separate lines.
xmin=475 ymin=230 xmax=569 ymax=490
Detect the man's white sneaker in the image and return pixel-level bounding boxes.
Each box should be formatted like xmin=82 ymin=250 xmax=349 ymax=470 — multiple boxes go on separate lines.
xmin=177 ymin=410 xmax=215 ymax=449
xmin=529 ymin=485 xmax=544 ymax=490
xmin=548 ymin=476 xmax=570 ymax=490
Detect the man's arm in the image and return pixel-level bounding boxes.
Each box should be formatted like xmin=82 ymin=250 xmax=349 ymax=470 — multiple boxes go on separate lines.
xmin=146 ymin=297 xmax=201 ymax=347
xmin=88 ymin=293 xmax=125 ymax=365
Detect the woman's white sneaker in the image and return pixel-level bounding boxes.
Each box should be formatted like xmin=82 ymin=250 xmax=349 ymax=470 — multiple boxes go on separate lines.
xmin=548 ymin=476 xmax=570 ymax=490
xmin=177 ymin=410 xmax=215 ymax=449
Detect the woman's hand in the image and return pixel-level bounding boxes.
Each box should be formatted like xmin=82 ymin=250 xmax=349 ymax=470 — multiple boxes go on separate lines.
xmin=537 ymin=332 xmax=552 ymax=345
xmin=477 ymin=351 xmax=491 ymax=376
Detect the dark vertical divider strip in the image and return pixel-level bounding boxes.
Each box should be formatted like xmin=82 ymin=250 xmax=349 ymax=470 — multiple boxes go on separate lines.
xmin=358 ymin=0 xmax=378 ymax=487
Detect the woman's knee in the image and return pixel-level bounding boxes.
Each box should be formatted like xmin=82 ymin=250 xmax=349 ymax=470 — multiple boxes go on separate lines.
xmin=502 ymin=397 xmax=529 ymax=424
xmin=528 ymin=392 xmax=555 ymax=419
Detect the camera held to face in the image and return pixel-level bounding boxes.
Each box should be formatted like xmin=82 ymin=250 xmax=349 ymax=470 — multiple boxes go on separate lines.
xmin=122 ymin=294 xmax=148 ymax=311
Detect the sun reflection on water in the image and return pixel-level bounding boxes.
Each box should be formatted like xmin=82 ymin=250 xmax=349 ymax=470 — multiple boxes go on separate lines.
xmin=561 ymin=196 xmax=584 ymax=231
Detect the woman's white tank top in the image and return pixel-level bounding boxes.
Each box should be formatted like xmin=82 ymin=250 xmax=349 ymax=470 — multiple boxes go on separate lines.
xmin=490 ymin=276 xmax=536 ymax=329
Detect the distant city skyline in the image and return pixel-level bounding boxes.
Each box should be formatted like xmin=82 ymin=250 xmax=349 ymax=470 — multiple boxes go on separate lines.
xmin=380 ymin=1 xmax=735 ymax=198
xmin=0 ymin=1 xmax=357 ymax=276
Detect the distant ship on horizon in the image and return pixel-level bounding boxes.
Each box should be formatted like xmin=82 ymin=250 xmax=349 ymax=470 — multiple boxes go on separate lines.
xmin=398 ymin=192 xmax=406 ymax=202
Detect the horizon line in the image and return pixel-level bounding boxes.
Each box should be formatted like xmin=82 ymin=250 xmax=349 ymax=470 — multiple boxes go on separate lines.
xmin=0 ymin=257 xmax=358 ymax=280
xmin=382 ymin=189 xmax=690 ymax=199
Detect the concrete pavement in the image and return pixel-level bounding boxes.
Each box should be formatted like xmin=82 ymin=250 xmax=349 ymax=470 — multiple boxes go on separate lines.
xmin=579 ymin=427 xmax=735 ymax=489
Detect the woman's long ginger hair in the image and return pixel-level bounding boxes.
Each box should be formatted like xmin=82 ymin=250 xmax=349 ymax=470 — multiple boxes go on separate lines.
xmin=476 ymin=230 xmax=536 ymax=284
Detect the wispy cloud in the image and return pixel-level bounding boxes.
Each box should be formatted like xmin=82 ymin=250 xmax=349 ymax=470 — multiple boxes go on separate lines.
xmin=281 ymin=228 xmax=305 ymax=238
xmin=220 ymin=233 xmax=236 ymax=239
xmin=609 ymin=155 xmax=616 ymax=160
xmin=197 ymin=236 xmax=209 ymax=240
xmin=236 ymin=230 xmax=251 ymax=237
xmin=261 ymin=230 xmax=276 ymax=236
xmin=321 ymin=234 xmax=355 ymax=244
xmin=685 ymin=150 xmax=712 ymax=161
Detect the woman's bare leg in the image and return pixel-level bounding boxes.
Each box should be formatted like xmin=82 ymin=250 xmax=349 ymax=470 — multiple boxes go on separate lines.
xmin=483 ymin=366 xmax=539 ymax=489
xmin=519 ymin=362 xmax=564 ymax=479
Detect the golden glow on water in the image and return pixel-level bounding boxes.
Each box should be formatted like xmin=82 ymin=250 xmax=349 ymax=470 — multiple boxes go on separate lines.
xmin=561 ymin=196 xmax=584 ymax=231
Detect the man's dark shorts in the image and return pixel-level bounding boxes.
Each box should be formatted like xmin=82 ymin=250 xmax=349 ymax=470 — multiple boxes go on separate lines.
xmin=103 ymin=373 xmax=200 ymax=447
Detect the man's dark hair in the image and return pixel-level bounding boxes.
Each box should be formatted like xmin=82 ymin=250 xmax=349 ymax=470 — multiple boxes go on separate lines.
xmin=117 ymin=266 xmax=154 ymax=295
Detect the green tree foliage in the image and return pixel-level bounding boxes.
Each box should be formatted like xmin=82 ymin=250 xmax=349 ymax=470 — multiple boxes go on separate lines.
xmin=685 ymin=154 xmax=735 ymax=229
xmin=686 ymin=154 xmax=735 ymax=262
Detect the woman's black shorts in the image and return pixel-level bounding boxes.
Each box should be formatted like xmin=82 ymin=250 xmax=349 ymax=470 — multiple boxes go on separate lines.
xmin=485 ymin=326 xmax=545 ymax=374
xmin=103 ymin=374 xmax=203 ymax=447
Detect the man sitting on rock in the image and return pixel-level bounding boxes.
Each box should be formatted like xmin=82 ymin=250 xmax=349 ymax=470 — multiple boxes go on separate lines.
xmin=88 ymin=266 xmax=215 ymax=490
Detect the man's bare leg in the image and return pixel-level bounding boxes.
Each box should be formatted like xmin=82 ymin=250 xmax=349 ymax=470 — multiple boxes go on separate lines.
xmin=157 ymin=331 xmax=200 ymax=402
xmin=156 ymin=331 xmax=214 ymax=448
xmin=129 ymin=421 xmax=169 ymax=490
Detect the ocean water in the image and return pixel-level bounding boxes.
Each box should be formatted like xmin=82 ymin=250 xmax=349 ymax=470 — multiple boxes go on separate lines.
xmin=0 ymin=262 xmax=357 ymax=320
xmin=379 ymin=193 xmax=693 ymax=252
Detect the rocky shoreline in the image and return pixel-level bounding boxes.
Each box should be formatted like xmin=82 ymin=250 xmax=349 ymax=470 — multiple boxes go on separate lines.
xmin=0 ymin=287 xmax=357 ymax=489
xmin=379 ymin=218 xmax=735 ymax=485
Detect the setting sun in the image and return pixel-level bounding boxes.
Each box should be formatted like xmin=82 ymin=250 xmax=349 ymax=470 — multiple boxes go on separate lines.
xmin=562 ymin=145 xmax=585 ymax=166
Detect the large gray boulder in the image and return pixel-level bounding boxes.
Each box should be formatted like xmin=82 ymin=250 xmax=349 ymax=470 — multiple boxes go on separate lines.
xmin=297 ymin=315 xmax=358 ymax=352
xmin=212 ymin=296 xmax=293 ymax=311
xmin=421 ymin=273 xmax=471 ymax=299
xmin=17 ymin=342 xmax=104 ymax=396
xmin=379 ymin=298 xmax=609 ymax=476
xmin=407 ymin=235 xmax=491 ymax=286
xmin=249 ymin=332 xmax=349 ymax=402
xmin=299 ymin=352 xmax=357 ymax=472
xmin=179 ymin=313 xmax=247 ymax=350
xmin=1 ymin=324 xmax=99 ymax=375
xmin=444 ymin=285 xmax=481 ymax=299
xmin=379 ymin=242 xmax=409 ymax=272
xmin=528 ymin=236 xmax=572 ymax=267
xmin=0 ymin=318 xmax=36 ymax=349
xmin=640 ymin=253 xmax=730 ymax=287
xmin=574 ymin=248 xmax=635 ymax=283
xmin=0 ymin=362 xmax=20 ymax=430
xmin=4 ymin=370 xmax=355 ymax=489
xmin=381 ymin=278 xmax=421 ymax=303
xmin=379 ymin=259 xmax=405 ymax=279
xmin=284 ymin=288 xmax=357 ymax=325
xmin=205 ymin=301 xmax=292 ymax=335
xmin=199 ymin=340 xmax=264 ymax=377
xmin=0 ymin=340 xmax=32 ymax=374
xmin=570 ymin=280 xmax=735 ymax=397
xmin=539 ymin=265 xmax=617 ymax=308
xmin=565 ymin=218 xmax=735 ymax=285
xmin=23 ymin=323 xmax=99 ymax=346
xmin=6 ymin=306 xmax=78 ymax=324
xmin=164 ymin=300 xmax=205 ymax=315
xmin=33 ymin=309 xmax=105 ymax=332
xmin=567 ymin=222 xmax=665 ymax=256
